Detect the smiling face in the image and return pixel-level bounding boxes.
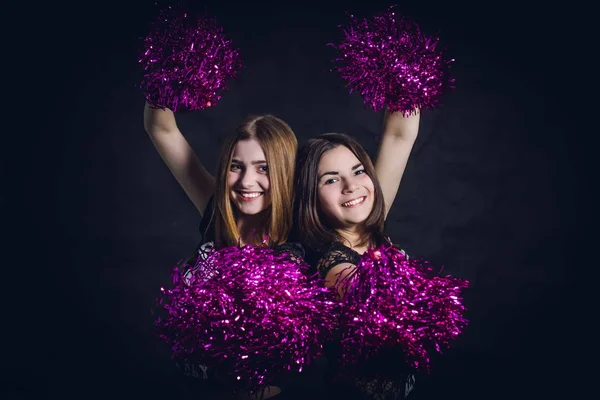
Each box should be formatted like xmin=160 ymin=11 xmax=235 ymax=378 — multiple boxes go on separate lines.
xmin=316 ymin=145 xmax=375 ymax=230
xmin=227 ymin=138 xmax=271 ymax=216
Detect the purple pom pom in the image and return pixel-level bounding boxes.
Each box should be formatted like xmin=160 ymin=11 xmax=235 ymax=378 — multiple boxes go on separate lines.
xmin=157 ymin=245 xmax=339 ymax=393
xmin=335 ymin=245 xmax=468 ymax=373
xmin=139 ymin=5 xmax=242 ymax=112
xmin=330 ymin=6 xmax=455 ymax=115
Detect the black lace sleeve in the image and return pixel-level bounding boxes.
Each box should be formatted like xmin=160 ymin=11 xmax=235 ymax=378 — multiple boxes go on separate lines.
xmin=315 ymin=242 xmax=361 ymax=279
xmin=273 ymin=242 xmax=305 ymax=264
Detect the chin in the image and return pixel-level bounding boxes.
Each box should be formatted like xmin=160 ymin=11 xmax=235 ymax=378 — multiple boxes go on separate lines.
xmin=235 ymin=202 xmax=270 ymax=216
xmin=341 ymin=209 xmax=371 ymax=225
xmin=346 ymin=218 xmax=368 ymax=227
xmin=236 ymin=206 xmax=263 ymax=216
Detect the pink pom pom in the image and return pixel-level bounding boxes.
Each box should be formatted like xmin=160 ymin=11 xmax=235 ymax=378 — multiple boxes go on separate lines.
xmin=330 ymin=6 xmax=455 ymax=115
xmin=335 ymin=245 xmax=468 ymax=373
xmin=156 ymin=245 xmax=339 ymax=393
xmin=139 ymin=5 xmax=242 ymax=112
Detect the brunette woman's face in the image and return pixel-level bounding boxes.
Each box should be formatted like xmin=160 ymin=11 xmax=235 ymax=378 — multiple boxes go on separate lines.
xmin=316 ymin=145 xmax=375 ymax=230
xmin=227 ymin=138 xmax=271 ymax=216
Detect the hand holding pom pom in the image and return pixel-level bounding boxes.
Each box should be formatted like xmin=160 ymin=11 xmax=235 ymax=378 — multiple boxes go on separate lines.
xmin=156 ymin=245 xmax=340 ymax=394
xmin=330 ymin=6 xmax=454 ymax=116
xmin=139 ymin=5 xmax=242 ymax=112
xmin=335 ymin=245 xmax=468 ymax=373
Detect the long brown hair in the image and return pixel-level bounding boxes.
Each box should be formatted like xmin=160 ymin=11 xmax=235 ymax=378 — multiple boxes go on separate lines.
xmin=294 ymin=133 xmax=386 ymax=249
xmin=210 ymin=115 xmax=297 ymax=248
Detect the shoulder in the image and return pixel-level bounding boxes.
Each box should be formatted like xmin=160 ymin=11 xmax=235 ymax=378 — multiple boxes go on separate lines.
xmin=388 ymin=240 xmax=409 ymax=260
xmin=379 ymin=231 xmax=409 ymax=260
xmin=273 ymin=242 xmax=305 ymax=263
xmin=312 ymin=242 xmax=360 ymax=278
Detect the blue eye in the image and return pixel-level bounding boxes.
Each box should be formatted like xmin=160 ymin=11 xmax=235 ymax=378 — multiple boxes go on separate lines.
xmin=230 ymin=164 xmax=242 ymax=171
xmin=355 ymin=169 xmax=366 ymax=175
xmin=258 ymin=165 xmax=269 ymax=173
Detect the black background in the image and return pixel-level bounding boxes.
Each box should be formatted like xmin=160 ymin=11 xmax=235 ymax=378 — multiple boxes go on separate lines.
xmin=4 ymin=0 xmax=586 ymax=398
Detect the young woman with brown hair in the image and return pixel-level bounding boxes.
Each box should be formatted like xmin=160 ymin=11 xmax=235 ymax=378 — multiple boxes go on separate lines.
xmin=293 ymin=110 xmax=421 ymax=399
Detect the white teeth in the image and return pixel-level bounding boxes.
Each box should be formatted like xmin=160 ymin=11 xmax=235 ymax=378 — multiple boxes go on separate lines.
xmin=342 ymin=197 xmax=365 ymax=207
xmin=240 ymin=192 xmax=262 ymax=198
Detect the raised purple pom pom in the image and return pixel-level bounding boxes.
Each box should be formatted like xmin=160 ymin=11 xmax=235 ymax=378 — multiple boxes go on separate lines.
xmin=139 ymin=6 xmax=242 ymax=111
xmin=330 ymin=6 xmax=455 ymax=115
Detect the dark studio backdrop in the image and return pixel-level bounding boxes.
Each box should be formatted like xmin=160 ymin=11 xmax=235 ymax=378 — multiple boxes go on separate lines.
xmin=5 ymin=0 xmax=584 ymax=399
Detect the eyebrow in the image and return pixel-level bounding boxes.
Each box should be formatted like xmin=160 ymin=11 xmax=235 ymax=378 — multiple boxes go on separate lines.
xmin=231 ymin=159 xmax=267 ymax=165
xmin=319 ymin=163 xmax=363 ymax=180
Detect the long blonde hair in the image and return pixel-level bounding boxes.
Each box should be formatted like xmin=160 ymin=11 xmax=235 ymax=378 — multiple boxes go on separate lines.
xmin=210 ymin=115 xmax=297 ymax=248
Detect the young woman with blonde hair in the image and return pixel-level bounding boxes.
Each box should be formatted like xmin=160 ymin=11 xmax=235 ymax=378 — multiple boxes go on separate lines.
xmin=145 ymin=103 xmax=302 ymax=399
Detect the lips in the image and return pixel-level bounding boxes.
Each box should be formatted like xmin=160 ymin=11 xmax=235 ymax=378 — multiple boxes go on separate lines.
xmin=341 ymin=196 xmax=366 ymax=207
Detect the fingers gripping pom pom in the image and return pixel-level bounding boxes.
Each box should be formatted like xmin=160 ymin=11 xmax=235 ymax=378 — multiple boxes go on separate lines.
xmin=156 ymin=245 xmax=339 ymax=394
xmin=330 ymin=6 xmax=455 ymax=115
xmin=139 ymin=5 xmax=242 ymax=112
xmin=335 ymin=245 xmax=468 ymax=373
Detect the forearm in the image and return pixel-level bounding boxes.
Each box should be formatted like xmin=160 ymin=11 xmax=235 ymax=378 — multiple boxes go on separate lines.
xmin=142 ymin=101 xmax=215 ymax=214
xmin=375 ymin=110 xmax=420 ymax=217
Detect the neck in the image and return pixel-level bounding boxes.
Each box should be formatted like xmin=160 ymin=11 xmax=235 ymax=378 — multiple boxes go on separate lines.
xmin=236 ymin=211 xmax=268 ymax=246
xmin=335 ymin=225 xmax=367 ymax=250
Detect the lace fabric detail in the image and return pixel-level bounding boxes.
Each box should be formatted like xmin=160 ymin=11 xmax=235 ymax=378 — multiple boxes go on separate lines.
xmin=315 ymin=242 xmax=361 ymax=279
xmin=315 ymin=240 xmax=408 ymax=279
xmin=274 ymin=242 xmax=305 ymax=264
xmin=355 ymin=373 xmax=416 ymax=400
xmin=183 ymin=241 xmax=217 ymax=285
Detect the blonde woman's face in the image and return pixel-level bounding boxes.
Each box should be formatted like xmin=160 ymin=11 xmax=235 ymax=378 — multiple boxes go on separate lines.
xmin=227 ymin=138 xmax=271 ymax=216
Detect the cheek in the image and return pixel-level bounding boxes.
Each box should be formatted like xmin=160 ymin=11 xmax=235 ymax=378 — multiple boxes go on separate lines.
xmin=364 ymin=175 xmax=375 ymax=193
xmin=227 ymin=172 xmax=238 ymax=189
xmin=318 ymin=187 xmax=338 ymax=213
xmin=258 ymin=175 xmax=270 ymax=192
xmin=367 ymin=183 xmax=376 ymax=206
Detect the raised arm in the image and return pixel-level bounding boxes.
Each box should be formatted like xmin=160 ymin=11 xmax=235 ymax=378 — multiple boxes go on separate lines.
xmin=374 ymin=109 xmax=421 ymax=219
xmin=143 ymin=102 xmax=216 ymax=216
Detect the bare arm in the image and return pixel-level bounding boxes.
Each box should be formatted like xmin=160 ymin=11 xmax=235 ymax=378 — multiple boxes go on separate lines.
xmin=324 ymin=262 xmax=357 ymax=300
xmin=143 ymin=102 xmax=216 ymax=216
xmin=374 ymin=109 xmax=421 ymax=219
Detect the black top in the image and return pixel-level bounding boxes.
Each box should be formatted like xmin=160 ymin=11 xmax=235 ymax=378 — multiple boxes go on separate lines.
xmin=314 ymin=241 xmax=362 ymax=278
xmin=306 ymin=235 xmax=408 ymax=278
xmin=198 ymin=197 xmax=216 ymax=245
xmin=306 ymin=240 xmax=416 ymax=400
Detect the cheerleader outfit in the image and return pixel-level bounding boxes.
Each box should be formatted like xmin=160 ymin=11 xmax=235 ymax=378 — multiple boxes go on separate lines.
xmin=176 ymin=197 xmax=305 ymax=398
xmin=305 ymin=240 xmax=417 ymax=400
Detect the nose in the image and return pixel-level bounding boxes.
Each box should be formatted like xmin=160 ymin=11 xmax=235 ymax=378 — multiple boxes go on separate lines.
xmin=239 ymin=169 xmax=257 ymax=189
xmin=341 ymin=177 xmax=358 ymax=194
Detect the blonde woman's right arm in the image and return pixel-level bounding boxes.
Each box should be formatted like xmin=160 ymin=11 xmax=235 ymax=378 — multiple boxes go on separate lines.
xmin=143 ymin=102 xmax=216 ymax=216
